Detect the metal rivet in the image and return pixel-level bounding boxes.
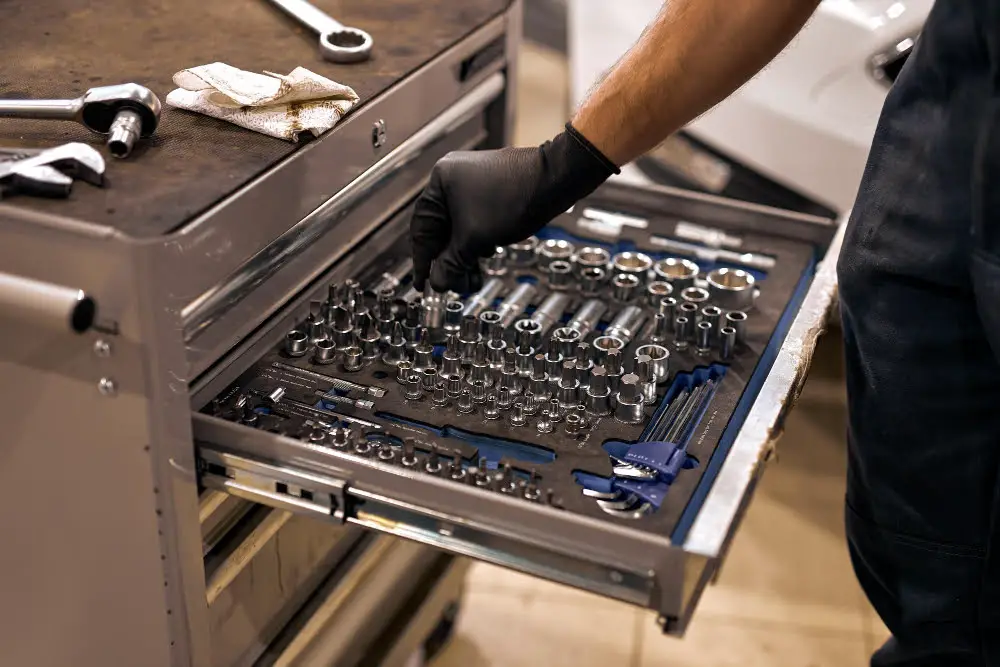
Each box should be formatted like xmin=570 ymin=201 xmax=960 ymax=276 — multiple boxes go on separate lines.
xmin=93 ymin=339 xmax=112 ymax=357
xmin=98 ymin=377 xmax=117 ymax=397
xmin=372 ymin=119 xmax=387 ymax=148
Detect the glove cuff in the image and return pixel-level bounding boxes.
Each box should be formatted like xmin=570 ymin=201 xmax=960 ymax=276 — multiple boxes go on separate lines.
xmin=565 ymin=122 xmax=621 ymax=176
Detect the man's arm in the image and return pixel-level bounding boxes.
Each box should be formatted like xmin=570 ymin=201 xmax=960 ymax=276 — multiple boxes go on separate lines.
xmin=410 ymin=0 xmax=821 ymax=292
xmin=573 ymin=0 xmax=821 ymax=166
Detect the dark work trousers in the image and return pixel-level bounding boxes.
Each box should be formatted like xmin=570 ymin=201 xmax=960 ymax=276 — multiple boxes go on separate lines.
xmin=838 ymin=2 xmax=1000 ymax=664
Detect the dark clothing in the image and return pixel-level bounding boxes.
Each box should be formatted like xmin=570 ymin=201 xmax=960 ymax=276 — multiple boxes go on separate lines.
xmin=838 ymin=2 xmax=1000 ymax=664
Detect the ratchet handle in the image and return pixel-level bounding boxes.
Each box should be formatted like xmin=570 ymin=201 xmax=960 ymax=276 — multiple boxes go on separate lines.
xmin=266 ymin=0 xmax=343 ymax=35
xmin=0 ymin=98 xmax=82 ymax=121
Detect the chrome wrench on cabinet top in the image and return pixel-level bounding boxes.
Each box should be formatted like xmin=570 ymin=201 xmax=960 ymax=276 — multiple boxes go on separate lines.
xmin=264 ymin=0 xmax=374 ymax=63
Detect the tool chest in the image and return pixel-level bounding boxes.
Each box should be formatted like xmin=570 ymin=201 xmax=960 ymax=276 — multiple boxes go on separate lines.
xmin=0 ymin=0 xmax=843 ymax=661
xmin=190 ymin=180 xmax=842 ymax=633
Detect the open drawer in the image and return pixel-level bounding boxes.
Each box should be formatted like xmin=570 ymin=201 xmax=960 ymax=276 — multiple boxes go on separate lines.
xmin=190 ymin=180 xmax=843 ymax=634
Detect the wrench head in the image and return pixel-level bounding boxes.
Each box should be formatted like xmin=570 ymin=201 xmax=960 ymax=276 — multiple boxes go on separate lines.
xmin=0 ymin=142 xmax=105 ymax=194
xmin=320 ymin=28 xmax=373 ymax=63
xmin=79 ymin=83 xmax=162 ymax=136
xmin=1 ymin=165 xmax=73 ymax=199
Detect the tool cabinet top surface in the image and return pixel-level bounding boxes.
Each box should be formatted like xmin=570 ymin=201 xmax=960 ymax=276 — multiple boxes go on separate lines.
xmin=0 ymin=0 xmax=508 ymax=238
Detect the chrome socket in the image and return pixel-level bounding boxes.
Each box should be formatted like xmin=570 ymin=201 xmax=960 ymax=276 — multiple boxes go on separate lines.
xmin=479 ymin=310 xmax=503 ymax=339
xmin=575 ymin=358 xmax=594 ymax=391
xmin=649 ymin=312 xmax=670 ymax=345
xmin=522 ymin=391 xmax=540 ymax=415
xmin=306 ymin=312 xmax=328 ymax=346
xmin=592 ymin=335 xmax=623 ymax=366
xmin=508 ymin=400 xmax=527 ymax=427
xmin=725 ymin=310 xmax=748 ymax=348
xmin=529 ymin=292 xmax=571 ymax=335
xmin=413 ymin=333 xmax=436 ymax=372
xmin=548 ymin=260 xmax=574 ymax=289
xmin=580 ymin=266 xmax=608 ymax=296
xmin=701 ymin=306 xmax=722 ymax=339
xmin=635 ymin=354 xmax=657 ymax=405
xmin=483 ymin=247 xmax=508 ymax=276
xmin=343 ymin=346 xmax=364 ymax=372
xmin=313 ymin=338 xmax=337 ymax=365
xmin=443 ymin=300 xmax=464 ymax=333
xmin=514 ymin=318 xmax=544 ymax=350
xmin=507 ymin=236 xmax=539 ymax=267
xmin=611 ymin=273 xmax=641 ymax=302
xmin=285 ymin=330 xmax=309 ymax=357
xmin=332 ymin=305 xmax=356 ymax=350
xmin=500 ymin=366 xmax=522 ymax=396
xmin=635 ymin=344 xmax=670 ymax=384
xmin=674 ymin=316 xmax=692 ymax=351
xmin=584 ymin=366 xmax=612 ymax=416
xmin=530 ymin=354 xmax=550 ymax=398
xmin=487 ymin=339 xmax=507 ymax=370
xmin=720 ymin=326 xmax=737 ymax=361
xmin=678 ymin=301 xmax=700 ymax=322
xmin=457 ymin=389 xmax=475 ymax=414
xmin=547 ymin=397 xmax=565 ymax=423
xmin=497 ymin=283 xmax=537 ymax=327
xmin=706 ymin=268 xmax=756 ymax=311
xmin=484 ymin=394 xmax=500 ymax=420
xmin=356 ymin=314 xmax=381 ymax=360
xmin=462 ymin=278 xmax=505 ymax=318
xmin=402 ymin=302 xmax=422 ymax=349
xmin=565 ymin=299 xmax=607 ymax=338
xmin=537 ymin=238 xmax=575 ymax=271
xmin=441 ymin=351 xmax=462 ymax=379
xmin=516 ymin=346 xmax=535 ymax=377
xmin=557 ymin=360 xmax=580 ymax=410
xmin=396 ymin=360 xmax=413 ymax=384
xmin=659 ymin=297 xmax=678 ymax=332
xmin=614 ymin=374 xmax=645 ymax=424
xmin=472 ymin=380 xmax=488 ymax=404
xmin=573 ymin=246 xmax=611 ymax=274
xmin=680 ymin=286 xmax=711 ymax=307
xmin=432 ymin=384 xmax=450 ymax=408
xmin=536 ymin=410 xmax=554 ymax=433
xmin=447 ymin=374 xmax=463 ymax=398
xmin=544 ymin=349 xmax=565 ymax=379
xmin=458 ymin=314 xmax=481 ymax=363
xmin=605 ymin=348 xmax=624 ymax=393
xmin=550 ymin=327 xmax=583 ymax=360
xmin=605 ymin=305 xmax=647 ymax=347
xmin=646 ymin=281 xmax=674 ymax=307
xmin=497 ymin=386 xmax=514 ymax=410
xmin=420 ymin=287 xmax=446 ymax=329
xmin=695 ymin=323 xmax=712 ymax=355
xmin=654 ymin=257 xmax=699 ymax=291
xmin=404 ymin=374 xmax=423 ymax=400
xmin=422 ymin=368 xmax=439 ymax=393
xmin=469 ymin=342 xmax=491 ymax=387
xmin=611 ymin=251 xmax=653 ymax=284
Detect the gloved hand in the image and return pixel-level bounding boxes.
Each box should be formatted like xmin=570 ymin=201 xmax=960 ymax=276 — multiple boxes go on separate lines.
xmin=410 ymin=122 xmax=619 ymax=293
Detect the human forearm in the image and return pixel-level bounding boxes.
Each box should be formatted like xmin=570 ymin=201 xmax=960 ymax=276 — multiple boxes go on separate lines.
xmin=573 ymin=0 xmax=820 ymax=166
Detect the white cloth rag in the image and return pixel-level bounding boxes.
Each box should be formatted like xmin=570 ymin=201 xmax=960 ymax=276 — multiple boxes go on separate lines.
xmin=165 ymin=62 xmax=359 ymax=142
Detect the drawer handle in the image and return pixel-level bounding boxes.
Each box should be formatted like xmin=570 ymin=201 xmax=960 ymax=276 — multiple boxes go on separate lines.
xmin=0 ymin=271 xmax=95 ymax=334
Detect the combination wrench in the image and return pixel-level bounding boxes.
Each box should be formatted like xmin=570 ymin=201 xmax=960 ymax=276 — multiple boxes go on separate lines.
xmin=264 ymin=0 xmax=374 ymax=63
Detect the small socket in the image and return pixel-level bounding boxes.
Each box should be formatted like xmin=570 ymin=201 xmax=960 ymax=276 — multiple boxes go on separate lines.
xmin=312 ymin=338 xmax=337 ymax=365
xmin=548 ymin=260 xmax=574 ymax=289
xmin=285 ymin=330 xmax=309 ymax=357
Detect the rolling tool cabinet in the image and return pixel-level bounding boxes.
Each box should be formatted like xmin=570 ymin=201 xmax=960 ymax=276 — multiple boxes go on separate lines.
xmin=0 ymin=0 xmax=841 ymax=665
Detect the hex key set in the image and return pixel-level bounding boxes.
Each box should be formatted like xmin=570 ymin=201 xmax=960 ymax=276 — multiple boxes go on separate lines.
xmin=204 ymin=202 xmax=815 ymax=536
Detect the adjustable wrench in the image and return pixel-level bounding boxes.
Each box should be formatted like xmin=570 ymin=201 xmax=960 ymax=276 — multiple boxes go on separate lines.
xmin=264 ymin=0 xmax=374 ymax=63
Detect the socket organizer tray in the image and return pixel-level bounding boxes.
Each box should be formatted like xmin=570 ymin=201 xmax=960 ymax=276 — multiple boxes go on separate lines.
xmin=194 ymin=182 xmax=839 ymax=631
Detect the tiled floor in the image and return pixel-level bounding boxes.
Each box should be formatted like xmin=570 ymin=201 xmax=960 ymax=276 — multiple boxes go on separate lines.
xmin=429 ymin=42 xmax=891 ymax=667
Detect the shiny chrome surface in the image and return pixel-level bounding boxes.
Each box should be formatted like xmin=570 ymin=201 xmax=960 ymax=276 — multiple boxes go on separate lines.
xmin=0 ymin=270 xmax=95 ymax=333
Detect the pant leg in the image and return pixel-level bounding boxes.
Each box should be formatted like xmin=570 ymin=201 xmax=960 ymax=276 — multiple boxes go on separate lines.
xmin=837 ymin=2 xmax=1000 ymax=664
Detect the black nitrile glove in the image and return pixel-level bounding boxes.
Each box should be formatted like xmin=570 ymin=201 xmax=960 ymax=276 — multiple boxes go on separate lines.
xmin=410 ymin=122 xmax=619 ymax=293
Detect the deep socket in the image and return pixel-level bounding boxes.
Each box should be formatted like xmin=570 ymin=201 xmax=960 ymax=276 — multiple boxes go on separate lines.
xmin=566 ymin=299 xmax=608 ymax=338
xmin=443 ymin=300 xmax=464 ymax=333
xmin=701 ymin=306 xmax=722 ymax=339
xmin=530 ymin=354 xmax=550 ymax=398
xmin=649 ymin=312 xmax=670 ymax=345
xmin=458 ymin=314 xmax=481 ymax=362
xmin=412 ymin=328 xmax=436 ymax=372
xmin=421 ymin=286 xmax=446 ymax=329
xmin=654 ymin=257 xmax=699 ymax=290
xmin=678 ymin=301 xmax=700 ymax=321
xmin=462 ymin=278 xmax=505 ymax=318
xmin=375 ymin=289 xmax=396 ymax=339
xmin=547 ymin=397 xmax=564 ymax=423
xmin=457 ymin=389 xmax=475 ymax=414
xmin=720 ymin=326 xmax=736 ymax=360
xmin=285 ymin=330 xmax=309 ymax=357
xmin=508 ymin=400 xmax=527 ymax=427
xmin=447 ymin=374 xmax=463 ymax=398
xmin=484 ymin=394 xmax=500 ymax=419
xmin=402 ymin=301 xmax=422 ymax=348
xmin=544 ymin=349 xmax=565 ymax=380
xmin=584 ymin=366 xmax=612 ymax=416
xmin=674 ymin=316 xmax=692 ymax=351
xmin=422 ymin=368 xmax=438 ymax=393
xmin=514 ymin=319 xmax=543 ymax=351
xmin=487 ymin=337 xmax=507 ymax=370
xmin=725 ymin=310 xmax=748 ymax=347
xmin=497 ymin=386 xmax=514 ymax=410
xmin=659 ymin=297 xmax=678 ymax=333
xmin=615 ymin=374 xmax=645 ymax=424
xmin=432 ymin=384 xmax=450 ymax=408
xmin=611 ymin=273 xmax=641 ymax=302
xmin=557 ymin=360 xmax=581 ymax=410
xmin=696 ymin=321 xmax=714 ymax=356
xmin=635 ymin=354 xmax=657 ymax=405
xmin=496 ymin=283 xmax=537 ymax=327
xmin=605 ymin=305 xmax=647 ymax=346
xmin=472 ymin=380 xmax=488 ymax=403
xmin=580 ymin=266 xmax=608 ymax=296
xmin=484 ymin=247 xmax=508 ymax=276
xmin=479 ymin=310 xmax=503 ymax=339
xmin=522 ymin=391 xmax=539 ymax=415
xmin=529 ymin=292 xmax=571 ymax=335
xmin=313 ymin=338 xmax=337 ymax=365
xmin=515 ymin=346 xmax=535 ymax=377
xmin=548 ymin=260 xmax=574 ymax=289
